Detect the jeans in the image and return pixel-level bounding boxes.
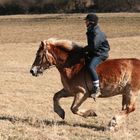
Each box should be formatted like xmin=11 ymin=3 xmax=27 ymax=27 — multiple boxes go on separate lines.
xmin=88 ymin=56 xmax=103 ymax=81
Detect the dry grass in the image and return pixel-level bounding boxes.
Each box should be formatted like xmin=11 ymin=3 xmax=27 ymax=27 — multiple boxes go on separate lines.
xmin=0 ymin=13 xmax=140 ymax=140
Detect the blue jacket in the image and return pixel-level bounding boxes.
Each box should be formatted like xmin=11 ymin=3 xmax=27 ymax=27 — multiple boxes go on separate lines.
xmin=85 ymin=24 xmax=110 ymax=60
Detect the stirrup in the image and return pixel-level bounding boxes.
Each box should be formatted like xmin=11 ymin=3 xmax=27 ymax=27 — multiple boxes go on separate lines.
xmin=91 ymin=87 xmax=101 ymax=99
xmin=91 ymin=92 xmax=101 ymax=98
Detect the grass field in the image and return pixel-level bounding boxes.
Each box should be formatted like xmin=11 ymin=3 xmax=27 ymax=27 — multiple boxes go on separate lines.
xmin=0 ymin=13 xmax=140 ymax=140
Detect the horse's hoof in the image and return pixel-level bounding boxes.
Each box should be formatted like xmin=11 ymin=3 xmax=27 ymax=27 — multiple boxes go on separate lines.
xmin=107 ymin=116 xmax=119 ymax=131
xmin=58 ymin=110 xmax=65 ymax=120
xmin=108 ymin=117 xmax=117 ymax=127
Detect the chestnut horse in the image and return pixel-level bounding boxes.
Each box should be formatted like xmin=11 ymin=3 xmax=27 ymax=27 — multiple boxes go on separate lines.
xmin=30 ymin=38 xmax=140 ymax=130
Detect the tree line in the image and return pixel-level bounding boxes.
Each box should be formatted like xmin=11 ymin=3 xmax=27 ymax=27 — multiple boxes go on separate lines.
xmin=0 ymin=0 xmax=139 ymax=15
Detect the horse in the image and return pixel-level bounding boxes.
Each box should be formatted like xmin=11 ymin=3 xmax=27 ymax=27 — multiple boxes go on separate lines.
xmin=30 ymin=38 xmax=140 ymax=130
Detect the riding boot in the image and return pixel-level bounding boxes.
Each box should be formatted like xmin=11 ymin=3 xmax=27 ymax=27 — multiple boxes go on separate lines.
xmin=91 ymin=86 xmax=101 ymax=99
xmin=90 ymin=80 xmax=101 ymax=99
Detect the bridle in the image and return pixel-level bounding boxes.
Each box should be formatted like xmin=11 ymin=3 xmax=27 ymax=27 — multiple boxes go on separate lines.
xmin=38 ymin=48 xmax=55 ymax=71
xmin=37 ymin=43 xmax=69 ymax=72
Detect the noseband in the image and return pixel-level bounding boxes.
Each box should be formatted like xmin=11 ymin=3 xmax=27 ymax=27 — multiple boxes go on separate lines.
xmin=41 ymin=49 xmax=55 ymax=70
xmin=39 ymin=45 xmax=65 ymax=70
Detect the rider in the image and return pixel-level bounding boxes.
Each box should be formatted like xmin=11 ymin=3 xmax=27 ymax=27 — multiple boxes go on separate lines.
xmin=83 ymin=13 xmax=110 ymax=99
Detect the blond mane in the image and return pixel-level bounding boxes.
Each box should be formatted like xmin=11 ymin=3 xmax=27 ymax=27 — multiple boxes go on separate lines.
xmin=45 ymin=38 xmax=82 ymax=51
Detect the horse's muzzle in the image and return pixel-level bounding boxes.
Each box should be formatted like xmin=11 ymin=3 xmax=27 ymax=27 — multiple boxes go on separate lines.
xmin=30 ymin=69 xmax=37 ymax=76
xmin=30 ymin=66 xmax=42 ymax=77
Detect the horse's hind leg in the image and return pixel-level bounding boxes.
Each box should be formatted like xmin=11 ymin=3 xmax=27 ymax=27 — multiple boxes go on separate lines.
xmin=53 ymin=89 xmax=71 ymax=119
xmin=122 ymin=94 xmax=127 ymax=110
xmin=108 ymin=90 xmax=137 ymax=130
xmin=71 ymin=92 xmax=97 ymax=118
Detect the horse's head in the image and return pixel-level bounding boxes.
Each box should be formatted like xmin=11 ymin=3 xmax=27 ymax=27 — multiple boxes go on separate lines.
xmin=30 ymin=38 xmax=85 ymax=78
xmin=30 ymin=41 xmax=56 ymax=76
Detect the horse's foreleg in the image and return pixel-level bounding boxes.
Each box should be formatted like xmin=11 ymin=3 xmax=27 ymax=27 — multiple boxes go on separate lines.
xmin=108 ymin=91 xmax=137 ymax=130
xmin=71 ymin=92 xmax=97 ymax=118
xmin=53 ymin=89 xmax=71 ymax=119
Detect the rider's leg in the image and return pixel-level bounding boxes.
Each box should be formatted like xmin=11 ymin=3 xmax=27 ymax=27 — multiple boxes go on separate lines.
xmin=88 ymin=56 xmax=103 ymax=98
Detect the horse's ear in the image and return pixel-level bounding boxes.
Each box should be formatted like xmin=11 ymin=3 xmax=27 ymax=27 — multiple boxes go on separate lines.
xmin=41 ymin=41 xmax=44 ymax=47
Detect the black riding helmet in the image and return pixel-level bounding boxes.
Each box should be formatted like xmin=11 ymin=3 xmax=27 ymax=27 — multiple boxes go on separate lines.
xmin=84 ymin=13 xmax=98 ymax=25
